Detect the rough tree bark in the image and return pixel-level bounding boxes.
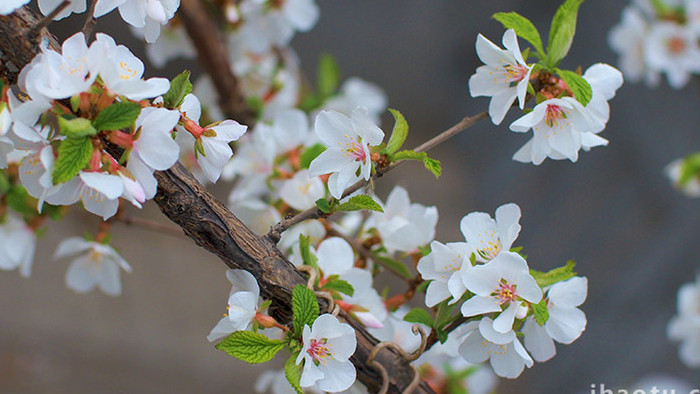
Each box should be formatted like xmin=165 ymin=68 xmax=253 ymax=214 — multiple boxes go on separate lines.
xmin=0 ymin=8 xmax=435 ymax=394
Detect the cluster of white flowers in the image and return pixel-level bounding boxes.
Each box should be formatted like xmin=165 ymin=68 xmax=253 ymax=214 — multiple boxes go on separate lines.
xmin=418 ymin=203 xmax=588 ymax=378
xmin=610 ymin=0 xmax=700 ymax=88
xmin=668 ymin=273 xmax=700 ymax=368
xmin=470 ymin=29 xmax=623 ymax=165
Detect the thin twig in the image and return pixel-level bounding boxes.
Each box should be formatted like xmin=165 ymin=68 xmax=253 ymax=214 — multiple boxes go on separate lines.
xmin=81 ymin=0 xmax=98 ymax=41
xmin=267 ymin=111 xmax=489 ymax=243
xmin=27 ymin=0 xmax=70 ymax=38
xmin=114 ymin=215 xmax=184 ymax=238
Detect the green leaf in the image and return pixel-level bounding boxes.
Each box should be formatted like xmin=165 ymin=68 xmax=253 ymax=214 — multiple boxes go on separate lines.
xmin=300 ymin=143 xmax=326 ymax=169
xmin=335 ymin=195 xmax=383 ymax=213
xmin=92 ymin=101 xmax=142 ymax=132
xmin=292 ymin=284 xmax=319 ymax=338
xmin=284 ymin=354 xmax=304 ymax=394
xmin=372 ymin=254 xmax=412 ymax=280
xmin=556 ymin=69 xmax=592 ymax=106
xmin=317 ymin=54 xmax=340 ymax=99
xmin=215 ymin=331 xmax=286 ymax=363
xmin=403 ymin=308 xmax=434 ymax=327
xmin=52 ymin=137 xmax=93 ymax=185
xmin=530 ymin=260 xmax=577 ymax=288
xmin=493 ymin=12 xmax=545 ymax=57
xmin=162 ymin=70 xmax=193 ymax=109
xmin=0 ymin=171 xmax=10 ymax=194
xmin=58 ymin=117 xmax=97 ymax=138
xmin=423 ymin=157 xmax=442 ymax=178
xmin=434 ymin=301 xmax=457 ymax=329
xmin=546 ymin=0 xmax=584 ymax=68
xmin=70 ymin=94 xmax=81 ymax=113
xmin=679 ymin=152 xmax=700 ymax=185
xmin=322 ymin=278 xmax=354 ymax=296
xmin=386 ymin=109 xmax=408 ymax=154
xmin=298 ymin=234 xmax=319 ymax=270
xmin=532 ymin=298 xmax=550 ymax=325
xmin=6 ymin=186 xmax=38 ymax=217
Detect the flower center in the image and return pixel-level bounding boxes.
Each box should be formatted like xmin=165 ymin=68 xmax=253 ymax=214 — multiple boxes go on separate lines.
xmin=493 ymin=279 xmax=518 ymax=305
xmin=478 ymin=238 xmax=502 ymax=260
xmin=503 ymin=64 xmax=528 ymax=84
xmin=339 ymin=134 xmax=367 ymax=162
xmin=307 ymin=338 xmax=333 ymax=365
xmin=667 ymin=36 xmax=686 ymax=54
xmin=544 ymin=104 xmax=566 ymax=128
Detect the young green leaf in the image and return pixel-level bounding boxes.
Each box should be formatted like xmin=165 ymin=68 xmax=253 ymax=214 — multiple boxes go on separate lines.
xmin=322 ymin=278 xmax=354 ymax=296
xmin=215 ymin=331 xmax=286 ymax=363
xmin=530 ymin=260 xmax=577 ymax=288
xmin=317 ymin=54 xmax=340 ymax=99
xmin=371 ymin=254 xmax=412 ymax=280
xmin=493 ymin=12 xmax=545 ymax=57
xmin=298 ymin=234 xmax=320 ymax=270
xmin=335 ymin=195 xmax=383 ymax=213
xmin=386 ymin=108 xmax=408 ymax=154
xmin=546 ymin=0 xmax=584 ymax=68
xmin=58 ymin=117 xmax=97 ymax=138
xmin=300 ymin=143 xmax=326 ymax=169
xmin=292 ymin=284 xmax=319 ymax=337
xmin=6 ymin=185 xmax=38 ymax=217
xmin=532 ymin=298 xmax=550 ymax=325
xmin=679 ymin=152 xmax=700 ymax=185
xmin=162 ymin=70 xmax=193 ymax=109
xmin=92 ymin=101 xmax=142 ymax=132
xmin=423 ymin=157 xmax=442 ymax=178
xmin=52 ymin=137 xmax=93 ymax=185
xmin=556 ymin=69 xmax=592 ymax=106
xmin=403 ymin=307 xmax=435 ymax=328
xmin=284 ymin=354 xmax=304 ymax=394
xmin=315 ymin=198 xmax=331 ymax=214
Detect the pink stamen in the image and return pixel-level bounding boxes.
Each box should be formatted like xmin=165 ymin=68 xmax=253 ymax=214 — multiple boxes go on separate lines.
xmin=307 ymin=339 xmax=330 ymax=362
xmin=504 ymin=64 xmax=528 ymax=83
xmin=545 ymin=104 xmax=565 ymax=128
xmin=495 ymin=280 xmax=518 ymax=305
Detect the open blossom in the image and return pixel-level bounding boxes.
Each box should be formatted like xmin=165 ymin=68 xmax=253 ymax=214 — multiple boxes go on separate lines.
xmin=522 ymin=276 xmax=588 ymax=362
xmin=308 ymin=107 xmax=384 ymax=199
xmin=608 ymin=6 xmax=659 ymax=86
xmin=668 ymin=273 xmax=700 ymax=368
xmin=460 ymin=251 xmax=542 ymax=334
xmin=208 ymin=269 xmax=262 ymax=342
xmin=46 ymin=171 xmax=125 ymax=220
xmin=280 ymin=170 xmax=326 ymax=211
xmin=469 ymin=29 xmax=533 ymax=125
xmin=645 ymin=21 xmax=700 ymax=89
xmin=458 ymin=318 xmax=533 ymax=379
xmin=417 ymin=241 xmax=474 ymax=307
xmin=94 ymin=0 xmax=180 ymax=43
xmin=582 ymin=63 xmax=624 ymax=136
xmin=460 ymin=203 xmax=521 ymax=262
xmin=54 ymin=237 xmax=132 ymax=296
xmin=296 ymin=314 xmax=357 ymax=392
xmin=0 ymin=214 xmax=37 ymax=278
xmin=237 ymin=0 xmax=319 ymax=54
xmin=365 ymin=185 xmax=438 ymax=254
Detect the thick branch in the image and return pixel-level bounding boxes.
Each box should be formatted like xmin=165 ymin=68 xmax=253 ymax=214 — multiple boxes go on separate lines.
xmin=0 ymin=8 xmax=59 ymax=82
xmin=178 ymin=0 xmax=254 ymax=125
xmin=1 ymin=10 xmax=435 ymax=392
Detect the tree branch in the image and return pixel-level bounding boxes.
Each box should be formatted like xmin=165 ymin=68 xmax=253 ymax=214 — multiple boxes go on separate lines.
xmin=178 ymin=0 xmax=254 ymax=125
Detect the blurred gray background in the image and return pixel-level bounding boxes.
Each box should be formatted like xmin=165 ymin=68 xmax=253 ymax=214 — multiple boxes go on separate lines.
xmin=2 ymin=1 xmax=700 ymax=393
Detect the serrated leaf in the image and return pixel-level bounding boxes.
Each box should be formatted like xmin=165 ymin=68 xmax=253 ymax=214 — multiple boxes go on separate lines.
xmin=556 ymin=69 xmax=592 ymax=106
xmin=546 ymin=0 xmax=583 ymax=68
xmin=335 ymin=195 xmax=383 ymax=213
xmin=393 ymin=150 xmax=427 ymax=162
xmin=493 ymin=12 xmax=545 ymax=57
xmin=284 ymin=354 xmax=304 ymax=394
xmin=532 ymin=298 xmax=550 ymax=325
xmin=404 ymin=307 xmax=434 ymax=328
xmin=317 ymin=54 xmax=340 ymax=99
xmin=298 ymin=234 xmax=319 ymax=270
xmin=300 ymin=144 xmax=326 ymax=169
xmin=58 ymin=117 xmax=97 ymax=137
xmin=322 ymin=278 xmax=354 ymax=296
xmin=386 ymin=108 xmax=408 ymax=154
xmin=424 ymin=158 xmax=442 ymax=178
xmin=92 ymin=101 xmax=142 ymax=132
xmin=215 ymin=331 xmax=286 ymax=363
xmin=372 ymin=254 xmax=412 ymax=280
xmin=162 ymin=70 xmax=193 ymax=109
xmin=52 ymin=137 xmax=93 ymax=185
xmin=292 ymin=284 xmax=319 ymax=337
xmin=530 ymin=260 xmax=577 ymax=288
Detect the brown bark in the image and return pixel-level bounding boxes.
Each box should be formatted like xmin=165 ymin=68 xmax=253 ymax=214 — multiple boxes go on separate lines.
xmin=0 ymin=8 xmax=434 ymax=393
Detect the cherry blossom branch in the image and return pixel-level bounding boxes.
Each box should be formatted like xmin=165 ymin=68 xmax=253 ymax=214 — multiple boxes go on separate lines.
xmin=267 ymin=111 xmax=489 ymax=243
xmin=0 ymin=7 xmax=60 ymax=82
xmin=81 ymin=0 xmax=98 ymax=41
xmin=27 ymin=1 xmax=70 ymax=38
xmin=177 ymin=0 xmax=254 ymax=125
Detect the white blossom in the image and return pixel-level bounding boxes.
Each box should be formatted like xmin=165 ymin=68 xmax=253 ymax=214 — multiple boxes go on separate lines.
xmin=668 ymin=273 xmax=700 ymax=368
xmin=460 ymin=203 xmax=521 ymax=262
xmin=608 ymin=6 xmax=659 ymax=86
xmin=469 ymin=29 xmax=533 ymax=125
xmin=46 ymin=171 xmax=124 ymax=220
xmin=308 ymin=107 xmax=384 ymax=199
xmin=208 ymin=269 xmax=261 ymax=342
xmin=280 ymin=170 xmax=326 ymax=211
xmin=416 ymin=240 xmax=474 ymax=307
xmin=296 ymin=314 xmax=357 ymax=392
xmin=323 ymin=78 xmax=388 ymax=124
xmin=0 ymin=213 xmax=37 ymax=278
xmin=94 ymin=0 xmax=180 ymax=43
xmin=644 ymin=21 xmax=700 ymax=88
xmin=54 ymin=237 xmax=132 ymax=296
